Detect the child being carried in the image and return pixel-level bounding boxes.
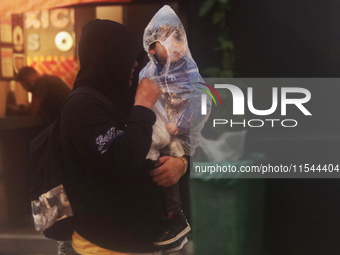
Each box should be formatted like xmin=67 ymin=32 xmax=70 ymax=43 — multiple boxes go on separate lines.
xmin=139 ymin=5 xmax=212 ymax=253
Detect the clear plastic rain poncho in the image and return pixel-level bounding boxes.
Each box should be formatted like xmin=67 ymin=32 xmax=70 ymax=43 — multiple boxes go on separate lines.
xmin=139 ymin=5 xmax=212 ymax=160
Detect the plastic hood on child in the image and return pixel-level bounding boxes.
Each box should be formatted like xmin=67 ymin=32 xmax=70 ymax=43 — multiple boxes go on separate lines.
xmin=141 ymin=5 xmax=199 ymax=80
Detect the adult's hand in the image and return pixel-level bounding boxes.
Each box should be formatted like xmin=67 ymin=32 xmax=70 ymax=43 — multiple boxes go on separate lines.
xmin=134 ymin=78 xmax=161 ymax=109
xmin=150 ymin=156 xmax=186 ymax=187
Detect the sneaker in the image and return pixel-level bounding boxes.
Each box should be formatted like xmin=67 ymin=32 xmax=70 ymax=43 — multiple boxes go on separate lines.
xmin=162 ymin=236 xmax=188 ymax=254
xmin=153 ymin=210 xmax=191 ymax=246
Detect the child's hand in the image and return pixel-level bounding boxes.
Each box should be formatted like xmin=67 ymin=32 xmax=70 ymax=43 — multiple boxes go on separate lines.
xmin=134 ymin=78 xmax=161 ymax=109
xmin=166 ymin=123 xmax=179 ymax=135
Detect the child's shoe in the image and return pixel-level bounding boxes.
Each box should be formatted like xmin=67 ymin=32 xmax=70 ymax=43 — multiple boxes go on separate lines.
xmin=153 ymin=210 xmax=191 ymax=246
xmin=162 ymin=236 xmax=188 ymax=254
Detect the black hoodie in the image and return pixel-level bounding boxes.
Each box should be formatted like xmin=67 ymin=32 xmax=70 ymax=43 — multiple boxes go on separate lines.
xmin=60 ymin=20 xmax=163 ymax=253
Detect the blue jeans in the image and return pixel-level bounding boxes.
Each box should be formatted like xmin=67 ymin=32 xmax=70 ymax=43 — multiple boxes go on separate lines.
xmin=163 ymin=183 xmax=181 ymax=213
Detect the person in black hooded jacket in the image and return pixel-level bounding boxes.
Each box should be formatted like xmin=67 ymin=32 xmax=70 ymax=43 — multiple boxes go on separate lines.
xmin=59 ymin=20 xmax=188 ymax=254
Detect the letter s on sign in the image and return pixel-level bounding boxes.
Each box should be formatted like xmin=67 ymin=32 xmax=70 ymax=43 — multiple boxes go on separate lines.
xmin=27 ymin=33 xmax=40 ymax=51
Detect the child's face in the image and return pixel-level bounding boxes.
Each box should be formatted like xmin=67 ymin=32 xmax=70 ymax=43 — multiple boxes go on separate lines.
xmin=149 ymin=30 xmax=185 ymax=65
xmin=150 ymin=42 xmax=168 ymax=65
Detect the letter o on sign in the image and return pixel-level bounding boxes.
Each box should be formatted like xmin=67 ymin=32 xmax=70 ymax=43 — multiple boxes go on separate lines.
xmin=55 ymin=31 xmax=73 ymax=52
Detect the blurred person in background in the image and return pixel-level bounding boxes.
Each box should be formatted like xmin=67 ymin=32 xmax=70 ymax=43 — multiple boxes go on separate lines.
xmin=7 ymin=67 xmax=71 ymax=123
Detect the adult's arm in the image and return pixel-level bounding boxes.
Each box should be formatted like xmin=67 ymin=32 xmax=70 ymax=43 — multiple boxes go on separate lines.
xmin=6 ymin=98 xmax=42 ymax=116
xmin=62 ymin=78 xmax=160 ymax=176
xmin=62 ymin=95 xmax=156 ymax=176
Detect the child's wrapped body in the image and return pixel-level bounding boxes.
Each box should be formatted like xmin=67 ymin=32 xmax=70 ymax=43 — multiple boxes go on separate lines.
xmin=140 ymin=6 xmax=211 ymax=160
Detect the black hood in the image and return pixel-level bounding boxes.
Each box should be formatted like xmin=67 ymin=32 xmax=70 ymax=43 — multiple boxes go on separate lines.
xmin=74 ymin=19 xmax=145 ymax=115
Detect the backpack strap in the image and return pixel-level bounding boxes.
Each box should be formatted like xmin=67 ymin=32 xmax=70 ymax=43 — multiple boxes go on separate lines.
xmin=54 ymin=86 xmax=115 ymax=120
xmin=71 ymin=87 xmax=114 ymax=109
xmin=64 ymin=86 xmax=128 ymax=125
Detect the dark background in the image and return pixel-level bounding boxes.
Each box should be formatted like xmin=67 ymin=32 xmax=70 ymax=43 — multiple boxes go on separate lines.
xmin=187 ymin=0 xmax=340 ymax=254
